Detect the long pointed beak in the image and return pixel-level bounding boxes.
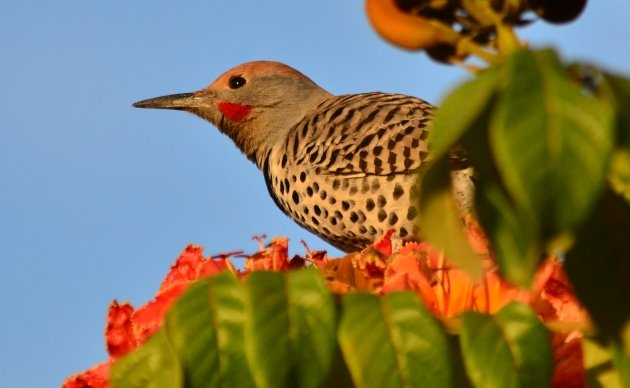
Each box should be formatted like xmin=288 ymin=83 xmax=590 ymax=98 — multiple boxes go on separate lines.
xmin=132 ymin=92 xmax=206 ymax=110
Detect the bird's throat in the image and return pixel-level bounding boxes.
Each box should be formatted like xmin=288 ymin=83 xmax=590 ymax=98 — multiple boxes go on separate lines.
xmin=218 ymin=101 xmax=252 ymax=121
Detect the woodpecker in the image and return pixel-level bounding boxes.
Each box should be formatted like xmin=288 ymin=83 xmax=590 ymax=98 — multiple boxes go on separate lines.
xmin=133 ymin=61 xmax=472 ymax=252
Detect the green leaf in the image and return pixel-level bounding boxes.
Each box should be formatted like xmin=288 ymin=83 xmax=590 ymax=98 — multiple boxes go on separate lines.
xmin=419 ymin=67 xmax=500 ymax=278
xmin=612 ymin=320 xmax=630 ymax=386
xmin=603 ymin=72 xmax=630 ymax=203
xmin=583 ymin=336 xmax=626 ymax=387
xmin=429 ymin=66 xmax=500 ymax=160
xmin=171 ymin=273 xmax=254 ymax=388
xmin=461 ymin=112 xmax=541 ymax=286
xmin=419 ymin=156 xmax=482 ymax=278
xmin=459 ymin=302 xmax=553 ymax=388
xmin=604 ymin=72 xmax=630 ymax=146
xmin=243 ymin=270 xmax=338 ymax=388
xmin=565 ymin=188 xmax=630 ymax=341
xmin=490 ymin=49 xmax=614 ymax=237
xmin=286 ymin=268 xmax=337 ymax=388
xmin=111 ymin=328 xmax=183 ymax=388
xmin=242 ymin=272 xmax=291 ymax=388
xmin=338 ymin=292 xmax=455 ymax=388
xmin=111 ymin=269 xmax=339 ymax=388
xmin=609 ymin=149 xmax=630 ymax=203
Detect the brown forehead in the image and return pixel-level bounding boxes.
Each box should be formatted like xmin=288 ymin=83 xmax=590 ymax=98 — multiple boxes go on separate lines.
xmin=206 ymin=61 xmax=304 ymax=90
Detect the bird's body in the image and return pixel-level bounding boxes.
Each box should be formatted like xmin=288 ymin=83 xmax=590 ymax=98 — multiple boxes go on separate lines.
xmin=263 ymin=92 xmax=434 ymax=251
xmin=134 ymin=61 xmax=473 ymax=252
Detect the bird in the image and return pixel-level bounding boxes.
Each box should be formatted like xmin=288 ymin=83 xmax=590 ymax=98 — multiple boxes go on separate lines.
xmin=133 ymin=61 xmax=473 ymax=252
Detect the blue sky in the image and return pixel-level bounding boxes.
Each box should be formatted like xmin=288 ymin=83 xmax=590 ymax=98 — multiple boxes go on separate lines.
xmin=1 ymin=1 xmax=629 ymax=386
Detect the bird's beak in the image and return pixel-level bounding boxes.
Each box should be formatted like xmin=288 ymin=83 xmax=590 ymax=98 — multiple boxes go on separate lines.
xmin=132 ymin=92 xmax=209 ymax=111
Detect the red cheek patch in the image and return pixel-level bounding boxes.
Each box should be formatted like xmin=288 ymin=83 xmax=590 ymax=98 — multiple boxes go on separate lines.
xmin=218 ymin=101 xmax=252 ymax=121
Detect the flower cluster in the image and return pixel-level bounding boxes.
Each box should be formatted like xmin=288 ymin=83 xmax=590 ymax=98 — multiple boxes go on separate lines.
xmin=63 ymin=221 xmax=589 ymax=387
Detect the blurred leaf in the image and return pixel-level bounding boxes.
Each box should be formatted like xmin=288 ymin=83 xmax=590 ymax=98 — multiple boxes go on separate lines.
xmin=338 ymin=292 xmax=456 ymax=388
xmin=428 ymin=66 xmax=500 ymax=160
xmin=609 ymin=149 xmax=630 ymax=203
xmin=612 ymin=320 xmax=630 ymax=386
xmin=459 ymin=302 xmax=553 ymax=388
xmin=111 ymin=270 xmax=338 ymax=388
xmin=583 ymin=336 xmax=626 ymax=387
xmin=419 ymin=66 xmax=500 ymax=278
xmin=462 ymin=114 xmax=541 ymax=286
xmin=111 ymin=328 xmax=182 ymax=388
xmin=566 ymin=188 xmax=630 ymax=341
xmin=491 ymin=49 xmax=614 ymax=239
xmin=603 ymin=73 xmax=630 ymax=203
xmin=419 ymin=156 xmax=482 ymax=278
xmin=603 ymin=73 xmax=630 ymax=145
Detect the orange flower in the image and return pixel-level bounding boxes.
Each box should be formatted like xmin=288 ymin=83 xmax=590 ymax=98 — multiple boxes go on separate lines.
xmin=244 ymin=237 xmax=290 ymax=272
xmin=63 ymin=245 xmax=232 ymax=388
xmin=65 ymin=225 xmax=590 ymax=388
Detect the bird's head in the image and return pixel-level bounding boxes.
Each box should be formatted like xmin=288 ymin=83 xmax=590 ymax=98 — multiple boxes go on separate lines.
xmin=133 ymin=61 xmax=332 ymax=164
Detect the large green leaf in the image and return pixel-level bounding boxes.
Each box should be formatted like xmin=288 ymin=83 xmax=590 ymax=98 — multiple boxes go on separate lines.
xmin=419 ymin=156 xmax=482 ymax=278
xmin=565 ymin=188 xmax=630 ymax=342
xmin=242 ymin=272 xmax=291 ymax=388
xmin=428 ymin=66 xmax=500 ymax=160
xmin=583 ymin=335 xmax=629 ymax=387
xmin=461 ymin=111 xmax=541 ymax=286
xmin=419 ymin=67 xmax=501 ymax=278
xmin=612 ymin=321 xmax=630 ymax=387
xmin=338 ymin=292 xmax=456 ymax=388
xmin=285 ymin=269 xmax=338 ymax=388
xmin=604 ymin=73 xmax=630 ymax=146
xmin=111 ymin=269 xmax=338 ymax=388
xmin=604 ymin=73 xmax=630 ymax=203
xmin=459 ymin=302 xmax=553 ymax=388
xmin=490 ymin=49 xmax=614 ymax=238
xmin=166 ymin=274 xmax=253 ymax=388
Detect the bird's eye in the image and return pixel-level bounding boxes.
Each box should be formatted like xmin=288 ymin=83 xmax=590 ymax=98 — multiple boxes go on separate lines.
xmin=228 ymin=75 xmax=246 ymax=89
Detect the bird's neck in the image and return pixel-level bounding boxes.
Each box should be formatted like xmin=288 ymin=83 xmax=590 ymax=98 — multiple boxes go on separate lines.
xmin=227 ymin=90 xmax=334 ymax=170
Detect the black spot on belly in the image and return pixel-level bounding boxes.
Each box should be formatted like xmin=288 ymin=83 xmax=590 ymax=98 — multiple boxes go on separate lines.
xmin=407 ymin=206 xmax=417 ymax=221
xmin=393 ymin=183 xmax=404 ymax=200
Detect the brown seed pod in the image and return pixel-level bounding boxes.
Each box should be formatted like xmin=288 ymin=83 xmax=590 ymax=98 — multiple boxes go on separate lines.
xmin=425 ymin=43 xmax=468 ymax=64
xmin=529 ymin=0 xmax=587 ymax=24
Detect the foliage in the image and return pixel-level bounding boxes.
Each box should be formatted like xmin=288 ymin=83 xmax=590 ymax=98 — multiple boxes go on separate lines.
xmin=369 ymin=0 xmax=630 ymax=384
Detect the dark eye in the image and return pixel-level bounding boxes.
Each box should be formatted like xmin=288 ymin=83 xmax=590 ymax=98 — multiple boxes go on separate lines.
xmin=228 ymin=75 xmax=246 ymax=89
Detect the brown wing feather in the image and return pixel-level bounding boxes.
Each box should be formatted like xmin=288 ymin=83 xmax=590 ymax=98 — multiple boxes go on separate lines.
xmin=287 ymin=93 xmax=436 ymax=176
